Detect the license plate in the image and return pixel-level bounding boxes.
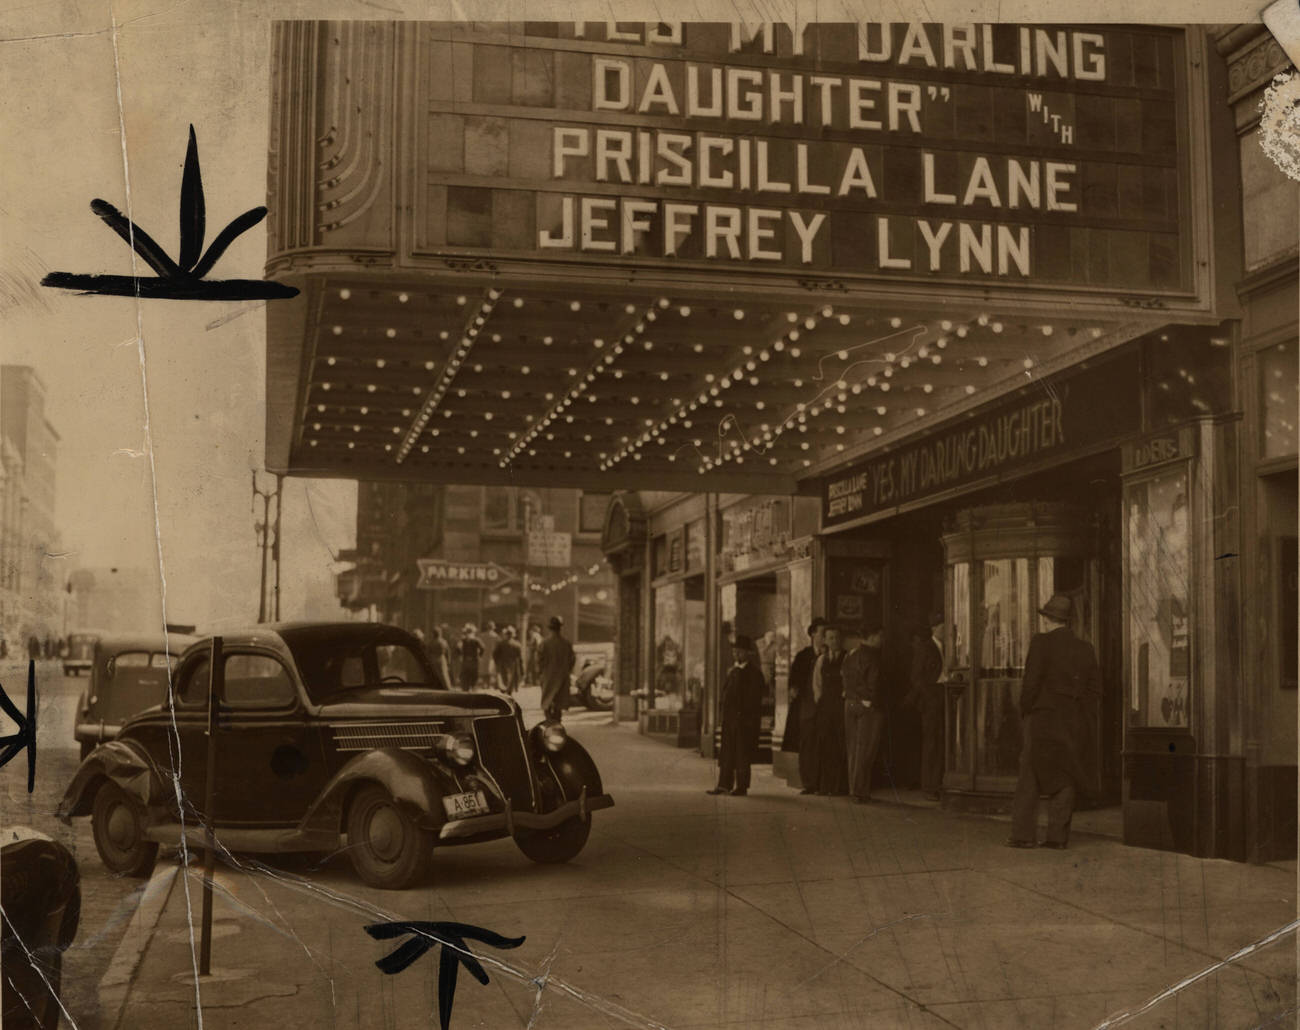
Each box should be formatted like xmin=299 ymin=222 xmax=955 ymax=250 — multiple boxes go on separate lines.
xmin=442 ymin=790 xmax=490 ymax=818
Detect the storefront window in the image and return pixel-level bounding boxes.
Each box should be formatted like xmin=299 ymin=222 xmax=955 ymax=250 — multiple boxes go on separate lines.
xmin=978 ymin=559 xmax=1030 ymax=677
xmin=1260 ymin=339 xmax=1299 ymax=459
xmin=653 ymin=583 xmax=684 ymax=712
xmin=1126 ymin=467 xmax=1191 ymax=728
xmin=682 ymin=577 xmax=706 ymax=709
xmin=952 ymin=562 xmax=971 ymax=669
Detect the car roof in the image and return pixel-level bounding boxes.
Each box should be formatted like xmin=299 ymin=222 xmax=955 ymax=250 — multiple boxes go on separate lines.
xmin=182 ymin=622 xmax=419 ymax=653
xmin=95 ymin=632 xmax=197 ymax=654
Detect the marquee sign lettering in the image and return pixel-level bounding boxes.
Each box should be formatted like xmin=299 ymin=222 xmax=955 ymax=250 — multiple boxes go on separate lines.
xmin=821 ymin=348 xmax=1143 ymax=526
xmin=416 ymin=22 xmax=1193 ymax=293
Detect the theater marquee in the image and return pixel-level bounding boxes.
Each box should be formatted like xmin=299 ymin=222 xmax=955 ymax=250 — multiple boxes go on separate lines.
xmin=408 ymin=22 xmax=1195 ymax=295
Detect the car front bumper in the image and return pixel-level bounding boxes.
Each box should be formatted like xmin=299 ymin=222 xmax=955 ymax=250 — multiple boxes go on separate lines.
xmin=438 ymin=787 xmax=614 ymax=841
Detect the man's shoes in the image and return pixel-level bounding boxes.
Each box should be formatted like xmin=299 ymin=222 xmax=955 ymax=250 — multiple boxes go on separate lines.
xmin=1039 ymin=841 xmax=1069 ymax=850
xmin=730 ymin=788 xmax=748 ymax=796
xmin=706 ymin=788 xmax=728 ymax=795
xmin=1005 ymin=839 xmax=1037 ymax=849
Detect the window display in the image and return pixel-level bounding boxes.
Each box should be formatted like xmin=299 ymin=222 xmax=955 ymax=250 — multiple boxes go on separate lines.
xmin=653 ymin=583 xmax=684 ymax=712
xmin=979 ymin=558 xmax=1030 ymax=677
xmin=1126 ymin=467 xmax=1191 ymax=728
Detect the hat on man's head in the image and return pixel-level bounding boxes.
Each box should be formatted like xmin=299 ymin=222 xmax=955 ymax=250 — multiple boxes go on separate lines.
xmin=929 ymin=611 xmax=945 ymax=628
xmin=548 ymin=615 xmax=564 ymax=631
xmin=732 ymin=635 xmax=756 ymax=652
xmin=807 ymin=616 xmax=828 ymax=636
xmin=462 ymin=622 xmax=476 ymax=634
xmin=1039 ymin=594 xmax=1073 ymax=623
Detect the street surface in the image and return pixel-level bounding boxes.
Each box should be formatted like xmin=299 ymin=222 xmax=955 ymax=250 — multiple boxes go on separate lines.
xmin=79 ymin=684 xmax=1296 ymax=1030
xmin=1 ymin=660 xmax=147 ymax=1030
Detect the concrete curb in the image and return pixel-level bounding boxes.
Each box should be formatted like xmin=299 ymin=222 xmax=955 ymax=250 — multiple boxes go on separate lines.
xmin=98 ymin=861 xmax=179 ymax=1030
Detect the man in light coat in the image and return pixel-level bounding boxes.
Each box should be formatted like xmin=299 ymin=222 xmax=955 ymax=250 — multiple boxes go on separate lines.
xmin=538 ymin=615 xmax=576 ymax=721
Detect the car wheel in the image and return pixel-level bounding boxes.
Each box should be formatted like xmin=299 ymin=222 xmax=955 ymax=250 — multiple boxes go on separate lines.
xmin=91 ymin=782 xmax=158 ymax=878
xmin=583 ymin=685 xmax=614 ymax=712
xmin=515 ymin=814 xmax=591 ymax=865
xmin=346 ymin=784 xmax=432 ymax=890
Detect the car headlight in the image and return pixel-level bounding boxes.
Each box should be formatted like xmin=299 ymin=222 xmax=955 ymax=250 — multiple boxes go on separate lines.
xmin=540 ymin=722 xmax=567 ymax=753
xmin=436 ymin=733 xmax=475 ymax=766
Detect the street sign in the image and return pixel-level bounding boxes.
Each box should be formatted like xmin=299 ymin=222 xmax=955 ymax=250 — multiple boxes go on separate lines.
xmin=416 ymin=559 xmax=519 ymax=590
xmin=527 ymin=530 xmax=572 ymax=567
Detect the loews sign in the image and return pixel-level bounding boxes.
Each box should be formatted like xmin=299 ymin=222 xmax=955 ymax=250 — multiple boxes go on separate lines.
xmin=822 ymin=348 xmax=1142 ymax=526
xmin=418 ymin=22 xmax=1192 ymax=292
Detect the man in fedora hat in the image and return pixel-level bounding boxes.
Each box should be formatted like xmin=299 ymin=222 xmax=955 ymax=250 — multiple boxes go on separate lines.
xmin=538 ymin=615 xmax=576 ymax=721
xmin=784 ymin=617 xmax=826 ymax=762
xmin=1008 ymin=593 xmax=1101 ymax=849
xmin=907 ymin=611 xmax=948 ymax=800
xmin=843 ymin=621 xmax=886 ymax=803
xmin=708 ymin=635 xmax=766 ymax=797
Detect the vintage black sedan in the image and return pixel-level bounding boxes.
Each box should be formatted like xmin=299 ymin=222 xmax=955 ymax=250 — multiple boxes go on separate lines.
xmin=58 ymin=623 xmax=613 ymax=890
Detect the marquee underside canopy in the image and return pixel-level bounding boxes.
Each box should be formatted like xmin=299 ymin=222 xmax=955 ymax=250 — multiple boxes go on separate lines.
xmin=264 ymin=271 xmax=1191 ymax=495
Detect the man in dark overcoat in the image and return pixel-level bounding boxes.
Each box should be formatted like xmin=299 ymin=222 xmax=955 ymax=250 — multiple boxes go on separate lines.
xmin=785 ymin=618 xmax=825 ymax=769
xmin=707 ymin=635 xmax=766 ymax=797
xmin=906 ymin=612 xmax=947 ymax=799
xmin=811 ymin=625 xmax=850 ymax=796
xmin=843 ymin=623 xmax=885 ymax=803
xmin=1008 ymin=593 xmax=1101 ymax=849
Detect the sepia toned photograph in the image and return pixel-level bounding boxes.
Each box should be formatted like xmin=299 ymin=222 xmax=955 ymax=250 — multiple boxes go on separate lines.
xmin=0 ymin=5 xmax=1297 ymax=1028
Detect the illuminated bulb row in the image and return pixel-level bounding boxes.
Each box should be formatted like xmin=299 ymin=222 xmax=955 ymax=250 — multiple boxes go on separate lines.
xmin=395 ymin=287 xmax=503 ymax=462
xmin=504 ymin=297 xmax=669 ymax=468
xmin=604 ymin=307 xmax=833 ymax=471
xmin=527 ymin=562 xmax=605 ymax=595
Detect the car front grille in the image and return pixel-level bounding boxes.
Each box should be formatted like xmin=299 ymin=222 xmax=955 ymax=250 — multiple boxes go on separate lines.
xmin=472 ymin=715 xmax=534 ymax=810
xmin=332 ymin=721 xmax=446 ymax=752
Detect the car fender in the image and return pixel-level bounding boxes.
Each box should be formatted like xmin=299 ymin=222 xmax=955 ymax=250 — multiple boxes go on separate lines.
xmin=56 ymin=739 xmax=166 ymax=822
xmin=299 ymin=748 xmax=455 ymax=835
xmin=531 ymin=729 xmax=604 ymax=801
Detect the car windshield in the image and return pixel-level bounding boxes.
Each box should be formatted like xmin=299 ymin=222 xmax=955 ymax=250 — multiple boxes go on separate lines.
xmin=292 ymin=639 xmax=439 ymax=703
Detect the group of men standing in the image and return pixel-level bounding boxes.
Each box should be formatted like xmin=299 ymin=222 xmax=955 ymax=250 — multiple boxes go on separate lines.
xmin=709 ymin=593 xmax=1100 ymax=849
xmin=418 ymin=616 xmax=576 ymax=721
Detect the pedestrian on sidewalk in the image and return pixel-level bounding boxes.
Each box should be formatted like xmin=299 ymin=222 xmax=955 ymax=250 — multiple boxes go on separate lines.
xmin=784 ymin=617 xmax=825 ymax=774
xmin=809 ymin=625 xmax=849 ymax=796
xmin=525 ymin=623 xmax=543 ymax=685
xmin=538 ymin=615 xmax=575 ymax=721
xmin=426 ymin=626 xmax=452 ymax=690
xmin=1008 ymin=593 xmax=1101 ymax=850
xmin=456 ymin=624 xmax=484 ymax=690
xmin=707 ymin=635 xmax=765 ymax=797
xmin=480 ymin=620 xmax=501 ymax=688
xmin=494 ymin=626 xmax=524 ymax=695
xmin=906 ymin=611 xmax=947 ymax=800
xmin=844 ymin=622 xmax=886 ymax=803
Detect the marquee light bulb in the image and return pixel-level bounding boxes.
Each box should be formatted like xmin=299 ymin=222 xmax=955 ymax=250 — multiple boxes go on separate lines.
xmin=839 ymin=314 xmax=851 ymax=326
xmin=1041 ymin=325 xmax=1053 ymax=336
xmin=789 ymin=347 xmax=801 ymax=358
xmin=992 ymin=322 xmax=1004 ymax=333
xmin=693 ymin=343 xmax=704 ymax=353
xmin=889 ymin=316 xmax=901 ymax=328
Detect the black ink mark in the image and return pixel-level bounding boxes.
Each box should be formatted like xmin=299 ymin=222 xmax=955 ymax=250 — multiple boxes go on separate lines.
xmin=0 ymin=661 xmax=37 ymax=792
xmin=1215 ymin=552 xmax=1239 ymax=560
xmin=365 ymin=920 xmax=525 ymax=1030
xmin=41 ymin=125 xmax=298 ymax=302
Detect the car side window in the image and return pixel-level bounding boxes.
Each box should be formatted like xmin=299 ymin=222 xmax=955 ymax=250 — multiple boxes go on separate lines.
xmin=178 ymin=657 xmax=211 ymax=706
xmin=222 ymin=654 xmax=297 ymax=708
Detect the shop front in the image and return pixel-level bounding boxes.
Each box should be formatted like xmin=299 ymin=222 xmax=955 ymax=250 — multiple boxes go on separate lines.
xmin=816 ymin=325 xmax=1250 ymax=857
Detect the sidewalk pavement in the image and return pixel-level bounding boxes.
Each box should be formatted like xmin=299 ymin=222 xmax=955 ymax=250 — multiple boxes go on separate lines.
xmin=104 ymin=695 xmax=1297 ymax=1029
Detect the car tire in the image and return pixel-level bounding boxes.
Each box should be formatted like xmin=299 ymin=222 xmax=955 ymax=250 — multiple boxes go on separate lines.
xmin=91 ymin=782 xmax=159 ymax=878
xmin=515 ymin=814 xmax=591 ymax=864
xmin=582 ymin=689 xmax=613 ymax=712
xmin=346 ymin=784 xmax=433 ymax=890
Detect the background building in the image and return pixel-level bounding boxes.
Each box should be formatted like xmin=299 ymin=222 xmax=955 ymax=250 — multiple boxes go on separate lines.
xmin=337 ymin=484 xmax=615 ymax=643
xmin=0 ymin=365 xmax=62 ymax=649
xmin=66 ymin=565 xmax=163 ymax=635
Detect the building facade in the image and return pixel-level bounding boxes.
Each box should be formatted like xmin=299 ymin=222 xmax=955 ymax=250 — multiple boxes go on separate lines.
xmin=0 ymin=365 xmax=62 ymax=649
xmin=337 ymin=483 xmax=616 ymax=644
xmin=264 ymin=21 xmax=1294 ymax=861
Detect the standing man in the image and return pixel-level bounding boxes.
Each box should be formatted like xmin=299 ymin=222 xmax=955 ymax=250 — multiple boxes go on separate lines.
xmin=494 ymin=626 xmax=525 ymax=696
xmin=426 ymin=627 xmax=452 ymax=691
xmin=538 ymin=615 xmax=576 ymax=721
xmin=456 ymin=624 xmax=484 ymax=691
xmin=707 ymin=635 xmax=766 ymax=797
xmin=785 ymin=618 xmax=826 ymax=778
xmin=809 ymin=625 xmax=849 ymax=796
xmin=479 ymin=620 xmax=501 ymax=689
xmin=907 ymin=612 xmax=947 ymax=800
xmin=843 ymin=623 xmax=886 ymax=804
xmin=1008 ymin=594 xmax=1101 ymax=850
xmin=525 ymin=624 xmax=543 ymax=685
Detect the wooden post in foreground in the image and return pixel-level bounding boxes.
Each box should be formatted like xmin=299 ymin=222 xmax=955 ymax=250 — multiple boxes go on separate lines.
xmin=199 ymin=635 xmax=222 ymax=975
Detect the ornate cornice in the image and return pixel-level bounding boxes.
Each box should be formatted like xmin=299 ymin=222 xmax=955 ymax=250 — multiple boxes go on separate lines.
xmin=1223 ymin=26 xmax=1292 ymax=104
